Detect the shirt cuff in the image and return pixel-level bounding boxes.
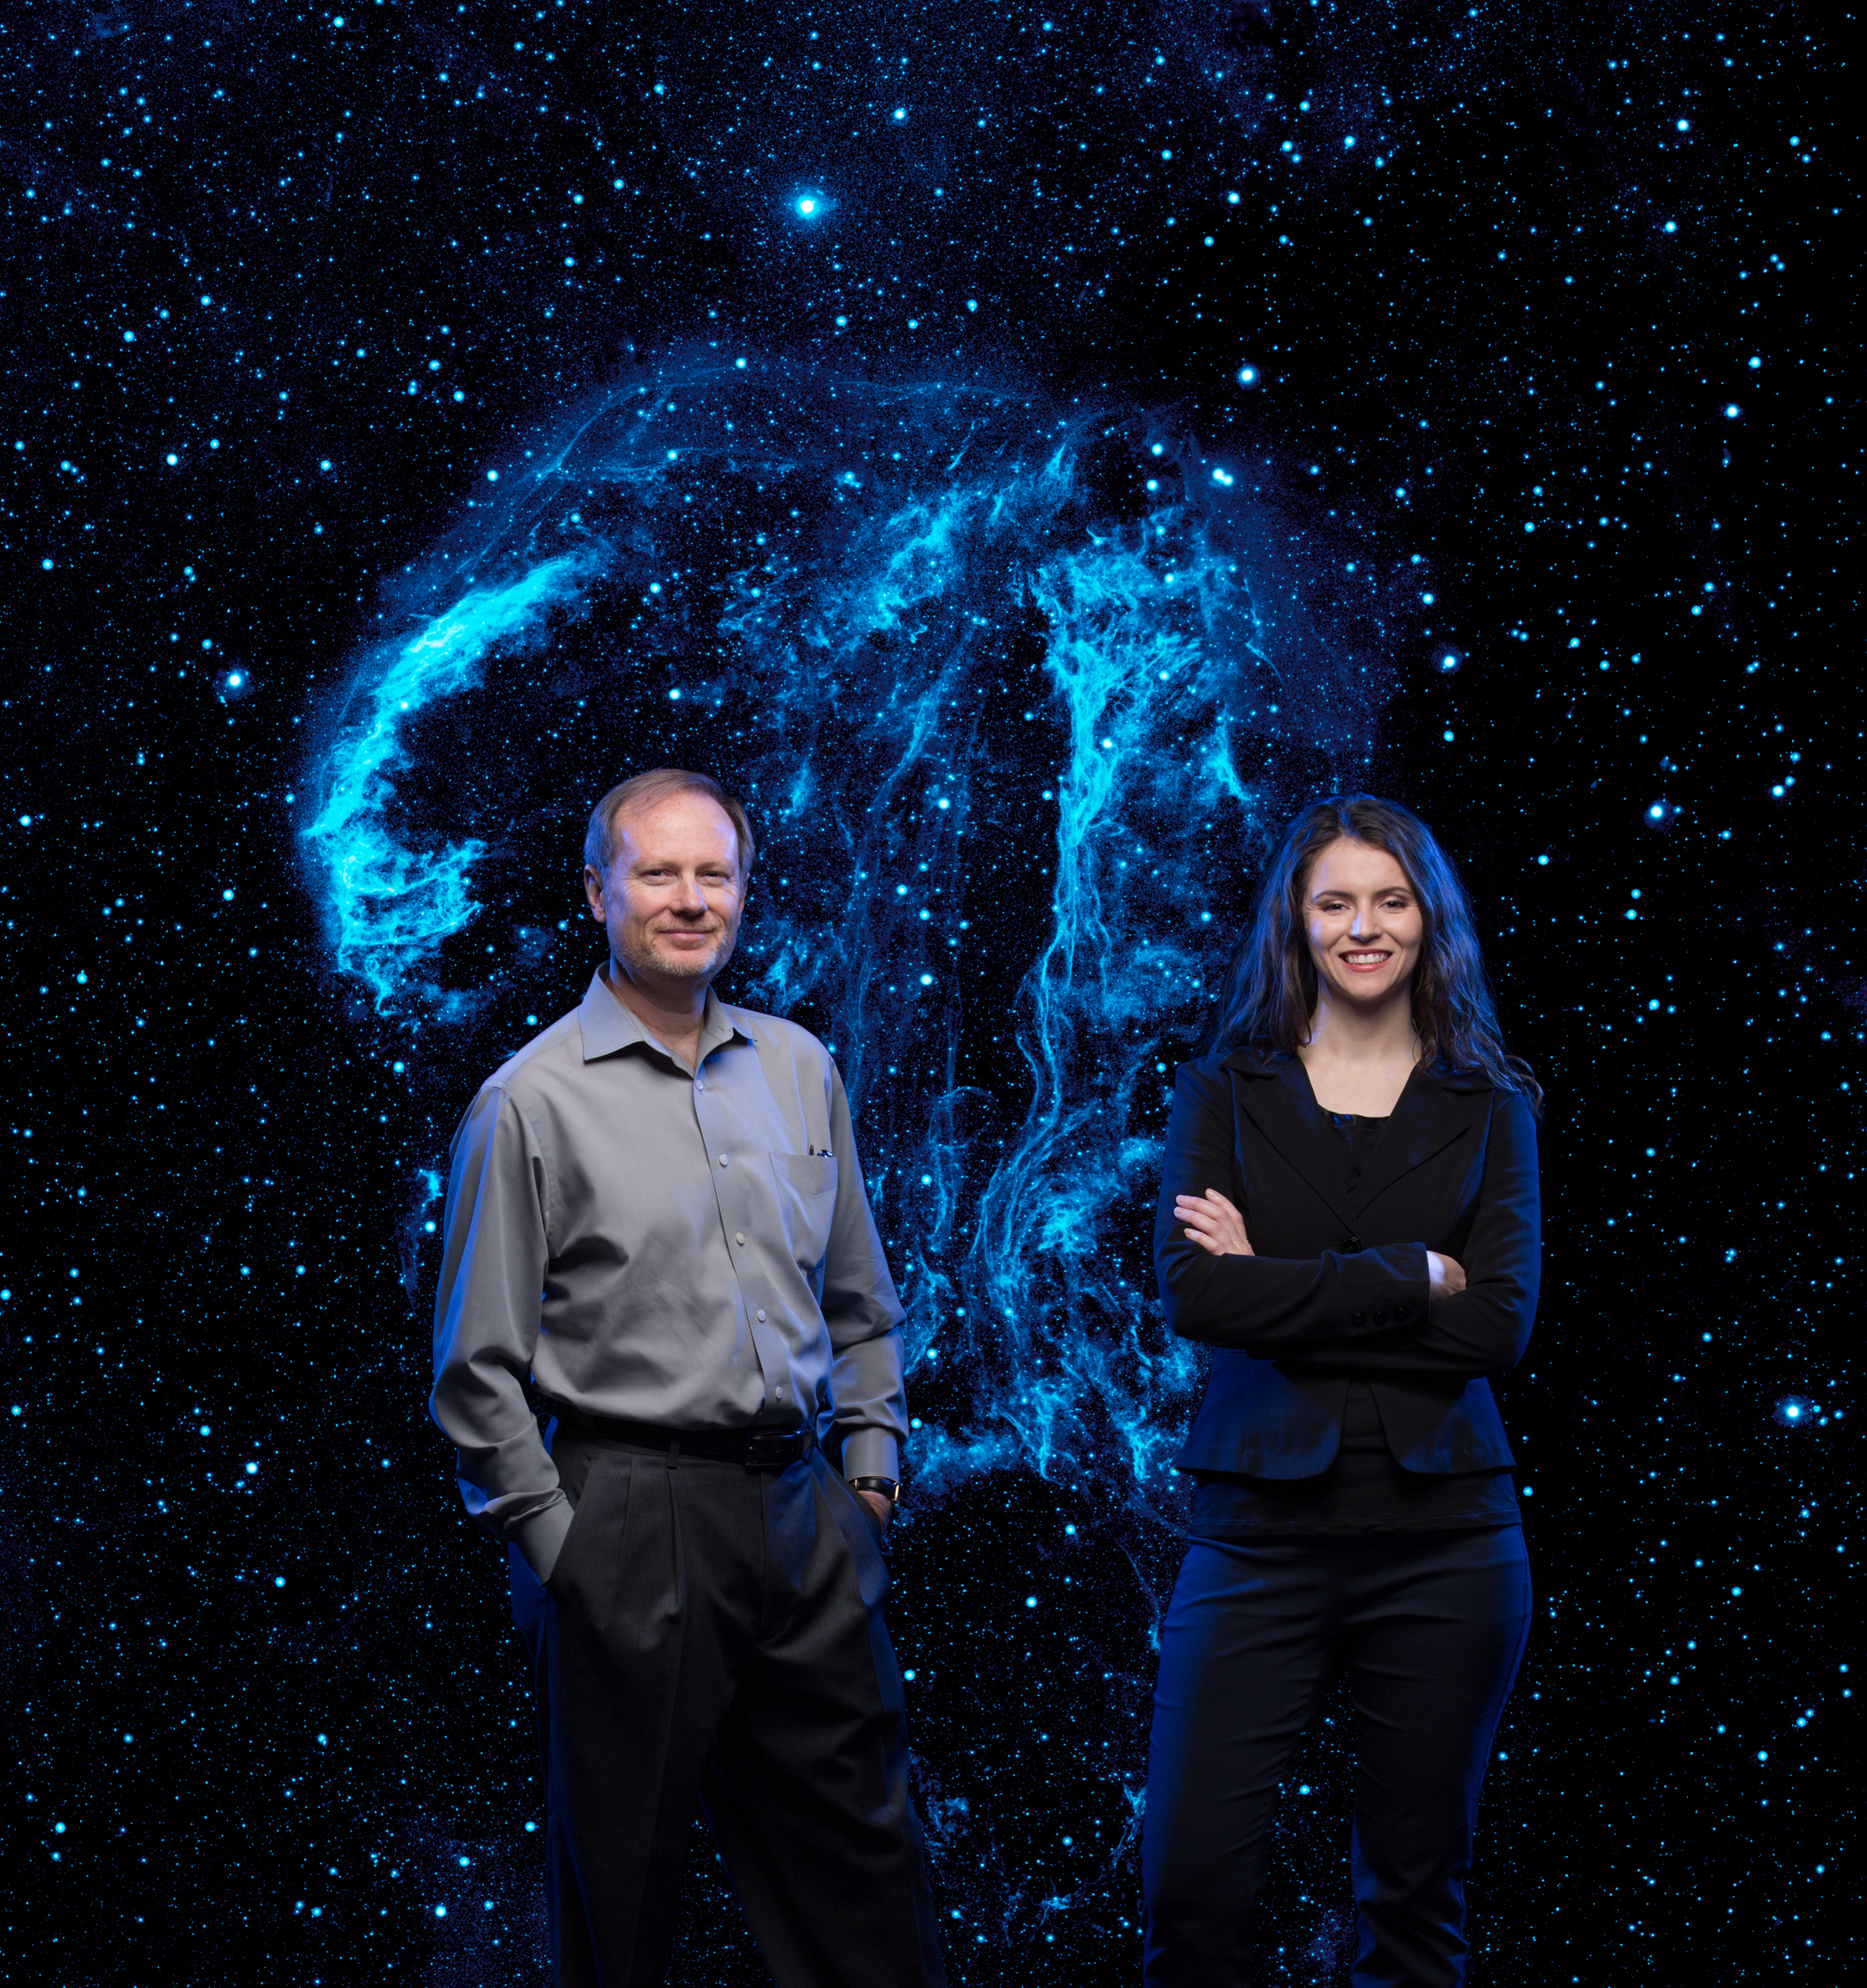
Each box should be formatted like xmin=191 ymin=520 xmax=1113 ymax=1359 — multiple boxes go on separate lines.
xmin=510 ymin=1495 xmax=575 ymax=1587
xmin=841 ymin=1428 xmax=901 ymax=1484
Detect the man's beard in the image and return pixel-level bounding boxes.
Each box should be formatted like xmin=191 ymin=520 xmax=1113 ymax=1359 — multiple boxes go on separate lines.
xmin=619 ymin=920 xmax=736 ymax=987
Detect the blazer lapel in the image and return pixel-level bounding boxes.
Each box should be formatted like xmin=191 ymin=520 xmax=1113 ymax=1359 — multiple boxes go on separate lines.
xmin=1222 ymin=1049 xmax=1351 ymax=1225
xmin=1352 ymin=1063 xmax=1491 ymax=1210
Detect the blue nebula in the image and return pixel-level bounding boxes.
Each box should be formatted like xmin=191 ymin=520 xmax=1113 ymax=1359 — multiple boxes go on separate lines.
xmin=302 ymin=352 xmax=1392 ymax=1510
xmin=302 ymin=550 xmax=595 ymax=1016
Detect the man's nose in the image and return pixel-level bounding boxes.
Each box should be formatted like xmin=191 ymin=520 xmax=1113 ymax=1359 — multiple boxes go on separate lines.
xmin=669 ymin=875 xmax=708 ymax=913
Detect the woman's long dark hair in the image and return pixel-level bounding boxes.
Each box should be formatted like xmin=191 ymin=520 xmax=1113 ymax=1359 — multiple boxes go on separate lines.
xmin=1211 ymin=794 xmax=1542 ymax=1110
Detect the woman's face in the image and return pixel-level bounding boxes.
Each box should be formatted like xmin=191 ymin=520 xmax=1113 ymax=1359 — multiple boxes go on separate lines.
xmin=1302 ymin=838 xmax=1425 ymax=1011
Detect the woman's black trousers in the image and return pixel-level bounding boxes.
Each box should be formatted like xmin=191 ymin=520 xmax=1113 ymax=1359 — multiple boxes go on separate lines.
xmin=1142 ymin=1526 xmax=1532 ymax=1987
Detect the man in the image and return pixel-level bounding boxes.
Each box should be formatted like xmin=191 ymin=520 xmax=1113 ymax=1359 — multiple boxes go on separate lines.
xmin=431 ymin=767 xmax=946 ymax=1987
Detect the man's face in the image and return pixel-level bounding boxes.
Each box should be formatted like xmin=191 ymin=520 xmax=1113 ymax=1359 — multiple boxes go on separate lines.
xmin=582 ymin=792 xmax=745 ymax=994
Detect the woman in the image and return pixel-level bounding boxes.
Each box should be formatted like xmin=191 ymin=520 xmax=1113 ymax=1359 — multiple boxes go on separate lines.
xmin=1142 ymin=794 xmax=1541 ymax=1988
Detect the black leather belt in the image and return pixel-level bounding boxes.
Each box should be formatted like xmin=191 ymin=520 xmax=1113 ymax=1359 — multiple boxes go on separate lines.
xmin=551 ymin=1405 xmax=815 ymax=1468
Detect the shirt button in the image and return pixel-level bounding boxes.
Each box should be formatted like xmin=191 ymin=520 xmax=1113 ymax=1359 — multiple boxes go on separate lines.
xmin=718 ymin=1155 xmax=729 ymax=1168
xmin=736 ymin=1232 xmax=746 ymax=1246
xmin=756 ymin=1308 xmax=767 ymax=1323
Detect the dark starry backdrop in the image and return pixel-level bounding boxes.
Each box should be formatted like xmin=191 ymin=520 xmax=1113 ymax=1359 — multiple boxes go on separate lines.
xmin=0 ymin=0 xmax=1852 ymax=1981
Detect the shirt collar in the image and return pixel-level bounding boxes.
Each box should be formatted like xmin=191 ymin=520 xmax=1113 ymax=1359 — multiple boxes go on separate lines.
xmin=577 ymin=968 xmax=744 ymax=1065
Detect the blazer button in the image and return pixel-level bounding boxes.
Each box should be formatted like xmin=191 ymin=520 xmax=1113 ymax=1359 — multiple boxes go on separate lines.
xmin=1342 ymin=1235 xmax=1362 ymax=1253
xmin=1373 ymin=1310 xmax=1388 ymax=1325
xmin=1351 ymin=1310 xmax=1366 ymax=1327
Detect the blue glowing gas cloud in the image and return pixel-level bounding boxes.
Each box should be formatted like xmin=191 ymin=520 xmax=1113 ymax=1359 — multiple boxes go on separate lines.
xmin=304 ymin=550 xmax=596 ymax=1013
xmin=304 ymin=353 xmax=1391 ymax=1505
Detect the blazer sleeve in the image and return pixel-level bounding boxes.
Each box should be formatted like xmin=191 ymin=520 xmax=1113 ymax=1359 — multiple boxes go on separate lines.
xmin=1155 ymin=1060 xmax=1432 ymax=1356
xmin=1312 ymin=1089 xmax=1541 ymax=1379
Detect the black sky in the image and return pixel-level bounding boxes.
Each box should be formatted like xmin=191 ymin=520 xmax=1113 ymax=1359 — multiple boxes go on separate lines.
xmin=1 ymin=1 xmax=1851 ymax=1979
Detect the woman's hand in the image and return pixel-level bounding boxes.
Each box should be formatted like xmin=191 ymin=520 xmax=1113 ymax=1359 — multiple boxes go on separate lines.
xmin=1427 ymin=1251 xmax=1467 ymax=1299
xmin=1174 ymin=1190 xmax=1254 ymax=1258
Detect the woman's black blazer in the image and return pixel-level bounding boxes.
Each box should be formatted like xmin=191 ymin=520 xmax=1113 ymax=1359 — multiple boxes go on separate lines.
xmin=1154 ymin=1046 xmax=1540 ymax=1478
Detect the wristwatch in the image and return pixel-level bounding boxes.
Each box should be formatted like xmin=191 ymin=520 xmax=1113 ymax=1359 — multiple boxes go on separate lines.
xmin=849 ymin=1476 xmax=900 ymax=1505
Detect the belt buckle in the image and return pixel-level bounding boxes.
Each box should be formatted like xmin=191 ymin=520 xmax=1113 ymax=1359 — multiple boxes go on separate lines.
xmin=745 ymin=1428 xmax=805 ymax=1468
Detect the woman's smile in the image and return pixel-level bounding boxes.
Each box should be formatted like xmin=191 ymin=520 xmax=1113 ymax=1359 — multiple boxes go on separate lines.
xmin=1304 ymin=840 xmax=1426 ymax=1006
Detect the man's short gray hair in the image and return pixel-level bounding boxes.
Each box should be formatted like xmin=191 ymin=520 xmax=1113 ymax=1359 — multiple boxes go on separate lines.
xmin=583 ymin=769 xmax=757 ymax=881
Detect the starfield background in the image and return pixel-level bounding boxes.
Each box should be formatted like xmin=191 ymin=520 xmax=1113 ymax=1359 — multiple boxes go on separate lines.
xmin=0 ymin=1 xmax=1852 ymax=1981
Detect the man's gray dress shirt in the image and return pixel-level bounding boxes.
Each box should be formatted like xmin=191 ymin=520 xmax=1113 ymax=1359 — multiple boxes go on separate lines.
xmin=432 ymin=969 xmax=908 ymax=1583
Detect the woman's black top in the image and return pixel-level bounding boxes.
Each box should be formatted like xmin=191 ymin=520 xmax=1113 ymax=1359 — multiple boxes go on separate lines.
xmin=1189 ymin=1106 xmax=1521 ymax=1538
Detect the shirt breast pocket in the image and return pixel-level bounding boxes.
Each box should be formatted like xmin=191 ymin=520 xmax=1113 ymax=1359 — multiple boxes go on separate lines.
xmin=770 ymin=1152 xmax=838 ymax=1268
